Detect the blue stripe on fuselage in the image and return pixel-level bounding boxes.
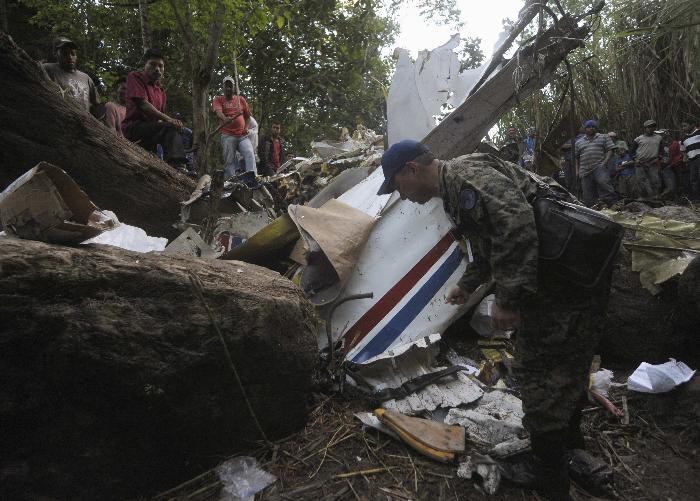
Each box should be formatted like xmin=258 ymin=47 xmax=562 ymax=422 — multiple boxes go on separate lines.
xmin=350 ymin=245 xmax=463 ymax=364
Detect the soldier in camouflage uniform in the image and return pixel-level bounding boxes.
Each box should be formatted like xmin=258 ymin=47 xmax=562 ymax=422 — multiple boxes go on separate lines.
xmin=378 ymin=140 xmax=612 ymax=501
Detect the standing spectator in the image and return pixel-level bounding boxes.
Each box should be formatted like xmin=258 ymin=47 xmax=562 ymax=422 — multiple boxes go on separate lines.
xmin=521 ymin=126 xmax=536 ymax=171
xmin=212 ymin=76 xmax=255 ymax=178
xmin=633 ymin=120 xmax=663 ymax=197
xmin=499 ymin=125 xmax=523 ymax=164
xmin=260 ymin=123 xmax=287 ymax=176
xmin=681 ymin=121 xmax=700 ymax=201
xmin=659 ymin=130 xmax=681 ymax=200
xmin=575 ymin=119 xmax=617 ymax=207
xmin=42 ymin=36 xmax=100 ymax=115
xmin=103 ymin=77 xmax=127 ymax=137
xmin=606 ymin=131 xmax=619 ymax=177
xmin=247 ymin=116 xmax=260 ymax=168
xmin=612 ymin=141 xmax=634 ymax=198
xmin=122 ymin=48 xmax=186 ymax=168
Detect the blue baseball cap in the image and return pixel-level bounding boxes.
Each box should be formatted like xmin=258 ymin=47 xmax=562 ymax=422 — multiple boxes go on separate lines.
xmin=584 ymin=119 xmax=598 ymax=128
xmin=377 ymin=140 xmax=430 ymax=195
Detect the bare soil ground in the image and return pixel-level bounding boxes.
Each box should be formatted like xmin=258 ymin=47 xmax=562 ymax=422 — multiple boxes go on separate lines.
xmin=158 ymin=368 xmax=700 ymax=501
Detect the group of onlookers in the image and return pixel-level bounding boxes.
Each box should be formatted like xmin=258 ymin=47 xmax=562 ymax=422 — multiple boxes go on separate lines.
xmin=500 ymin=119 xmax=700 ymax=207
xmin=41 ymin=37 xmax=290 ymax=178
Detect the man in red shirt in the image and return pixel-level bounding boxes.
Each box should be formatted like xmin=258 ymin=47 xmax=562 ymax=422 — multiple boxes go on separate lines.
xmin=122 ymin=48 xmax=186 ymax=167
xmin=212 ymin=76 xmax=256 ymax=177
xmin=260 ymin=123 xmax=287 ymax=175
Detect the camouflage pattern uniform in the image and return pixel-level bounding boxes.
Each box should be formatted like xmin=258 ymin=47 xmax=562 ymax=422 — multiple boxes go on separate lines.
xmin=439 ymin=153 xmax=609 ymax=452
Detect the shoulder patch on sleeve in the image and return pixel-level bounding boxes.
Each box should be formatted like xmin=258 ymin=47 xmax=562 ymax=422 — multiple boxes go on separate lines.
xmin=459 ymin=189 xmax=478 ymax=210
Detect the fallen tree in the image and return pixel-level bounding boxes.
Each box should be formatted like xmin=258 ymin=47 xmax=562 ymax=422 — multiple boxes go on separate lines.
xmin=0 ymin=32 xmax=195 ymax=239
xmin=423 ymin=10 xmax=597 ymax=159
xmin=0 ymin=237 xmax=318 ymax=499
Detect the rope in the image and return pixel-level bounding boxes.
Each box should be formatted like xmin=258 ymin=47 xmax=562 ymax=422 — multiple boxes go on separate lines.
xmin=187 ymin=271 xmax=271 ymax=445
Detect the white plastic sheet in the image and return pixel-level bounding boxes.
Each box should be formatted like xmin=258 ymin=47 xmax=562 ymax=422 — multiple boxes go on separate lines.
xmin=216 ymin=456 xmax=276 ymax=500
xmin=82 ymin=210 xmax=167 ymax=253
xmin=627 ymin=359 xmax=696 ymax=393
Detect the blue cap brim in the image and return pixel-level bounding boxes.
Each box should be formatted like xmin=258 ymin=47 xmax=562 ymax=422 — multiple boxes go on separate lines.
xmin=377 ymin=178 xmax=393 ymax=196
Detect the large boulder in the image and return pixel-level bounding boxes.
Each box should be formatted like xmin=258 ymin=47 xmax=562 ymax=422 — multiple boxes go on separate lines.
xmin=598 ymin=205 xmax=700 ymax=364
xmin=0 ymin=238 xmax=318 ymax=499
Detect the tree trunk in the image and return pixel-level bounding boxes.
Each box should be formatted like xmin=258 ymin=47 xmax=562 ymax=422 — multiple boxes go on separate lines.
xmin=0 ymin=237 xmax=318 ymax=500
xmin=0 ymin=32 xmax=195 ymax=240
xmin=138 ymin=0 xmax=152 ymax=52
xmin=423 ymin=14 xmax=594 ymax=160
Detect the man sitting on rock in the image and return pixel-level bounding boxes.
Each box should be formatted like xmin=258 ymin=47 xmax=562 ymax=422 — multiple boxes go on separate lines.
xmin=42 ymin=36 xmax=100 ymax=116
xmin=122 ymin=48 xmax=186 ymax=169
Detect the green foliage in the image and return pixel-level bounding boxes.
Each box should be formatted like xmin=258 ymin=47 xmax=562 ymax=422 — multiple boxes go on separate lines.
xmin=458 ymin=36 xmax=484 ymax=71
xmin=492 ymin=0 xmax=700 ymax=157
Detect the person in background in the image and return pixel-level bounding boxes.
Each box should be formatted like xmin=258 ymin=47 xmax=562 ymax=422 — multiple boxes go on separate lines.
xmin=103 ymin=77 xmax=126 ymax=137
xmin=633 ymin=120 xmax=663 ymax=197
xmin=499 ymin=125 xmax=523 ymax=164
xmin=575 ymin=119 xmax=617 ymax=207
xmin=659 ymin=130 xmax=681 ymax=200
xmin=42 ymin=36 xmax=100 ymax=115
xmin=606 ymin=131 xmax=619 ymax=178
xmin=681 ymin=121 xmax=700 ymax=201
xmin=122 ymin=48 xmax=186 ymax=168
xmin=521 ymin=127 xmax=536 ymax=171
xmin=260 ymin=123 xmax=287 ymax=176
xmin=212 ymin=76 xmax=255 ymax=178
xmin=612 ymin=141 xmax=634 ymax=199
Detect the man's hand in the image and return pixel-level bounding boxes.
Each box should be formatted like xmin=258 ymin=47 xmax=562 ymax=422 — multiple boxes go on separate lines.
xmin=490 ymin=302 xmax=521 ymax=331
xmin=445 ymin=285 xmax=469 ymax=305
xmin=169 ymin=117 xmax=183 ymax=131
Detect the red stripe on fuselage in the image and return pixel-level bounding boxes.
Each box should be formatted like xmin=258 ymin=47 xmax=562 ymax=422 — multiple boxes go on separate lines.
xmin=343 ymin=232 xmax=456 ymax=354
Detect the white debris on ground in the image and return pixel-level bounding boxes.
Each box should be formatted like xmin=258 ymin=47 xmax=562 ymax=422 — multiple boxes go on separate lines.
xmin=383 ymin=371 xmax=485 ymax=414
xmin=445 ymin=390 xmax=525 ymax=448
xmin=82 ymin=210 xmax=167 ymax=253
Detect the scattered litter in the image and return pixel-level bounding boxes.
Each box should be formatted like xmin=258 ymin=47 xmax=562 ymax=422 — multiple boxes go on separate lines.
xmin=470 ymin=294 xmax=513 ymax=339
xmin=444 ymin=348 xmax=480 ymax=375
xmin=374 ymin=408 xmax=464 ymax=462
xmin=566 ymin=448 xmax=614 ymax=497
xmin=445 ymin=391 xmax=524 ymax=448
xmin=345 ymin=334 xmax=443 ymax=390
xmin=353 ymin=412 xmax=399 ymax=441
xmin=83 ymin=210 xmax=167 ymax=253
xmin=590 ymin=368 xmax=614 ymax=398
xmin=164 ymin=227 xmax=220 ymax=258
xmin=0 ymin=162 xmax=104 ymax=243
xmin=382 ymin=370 xmax=483 ymax=415
xmin=288 ymin=198 xmax=376 ymax=305
xmin=488 ymin=437 xmax=530 ymax=459
xmin=215 ymin=456 xmax=276 ymax=500
xmin=457 ymin=454 xmax=501 ymax=495
xmin=627 ymin=359 xmax=696 ymax=393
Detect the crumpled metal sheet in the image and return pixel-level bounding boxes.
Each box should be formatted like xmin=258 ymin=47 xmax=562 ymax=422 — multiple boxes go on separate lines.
xmin=603 ymin=210 xmax=700 ymax=294
xmin=382 ymin=371 xmax=484 ymax=415
xmin=445 ymin=390 xmax=524 ymax=448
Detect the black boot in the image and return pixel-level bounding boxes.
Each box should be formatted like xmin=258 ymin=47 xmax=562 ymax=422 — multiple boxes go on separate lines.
xmin=500 ymin=431 xmax=571 ymax=501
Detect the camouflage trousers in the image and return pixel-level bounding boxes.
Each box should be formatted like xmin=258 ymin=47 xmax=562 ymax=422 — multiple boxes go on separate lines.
xmin=514 ymin=279 xmax=608 ymax=438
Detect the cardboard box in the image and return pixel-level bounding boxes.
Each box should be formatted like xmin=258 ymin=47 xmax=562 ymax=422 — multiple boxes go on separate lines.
xmin=0 ymin=162 xmax=103 ymax=244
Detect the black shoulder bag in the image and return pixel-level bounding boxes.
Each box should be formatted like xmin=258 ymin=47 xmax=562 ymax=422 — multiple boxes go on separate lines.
xmin=526 ymin=173 xmax=624 ymax=288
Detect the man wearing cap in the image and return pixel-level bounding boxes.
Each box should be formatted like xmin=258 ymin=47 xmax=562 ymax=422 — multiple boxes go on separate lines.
xmin=122 ymin=48 xmax=187 ymax=168
xmin=42 ymin=37 xmax=100 ymax=115
xmin=633 ymin=120 xmax=663 ymax=197
xmin=574 ymin=120 xmax=617 ymax=207
xmin=212 ymin=77 xmax=255 ymax=177
xmin=378 ymin=140 xmax=612 ymax=500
